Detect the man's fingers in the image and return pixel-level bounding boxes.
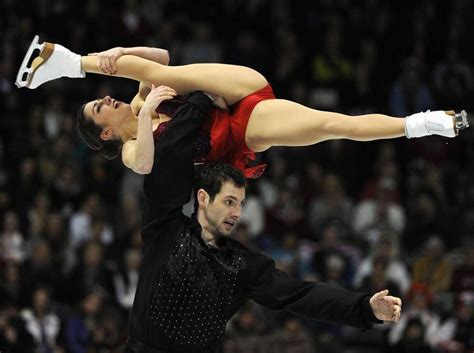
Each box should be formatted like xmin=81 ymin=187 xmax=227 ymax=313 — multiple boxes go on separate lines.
xmin=391 ymin=297 xmax=401 ymax=307
xmin=392 ymin=312 xmax=400 ymax=322
xmin=88 ymin=52 xmax=98 ymax=56
xmin=374 ymin=289 xmax=389 ymax=299
xmin=386 ymin=296 xmax=402 ymax=307
xmin=393 ymin=305 xmax=401 ymax=315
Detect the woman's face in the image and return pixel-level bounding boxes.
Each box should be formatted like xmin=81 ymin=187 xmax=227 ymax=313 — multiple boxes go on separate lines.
xmin=83 ymin=95 xmax=133 ymax=140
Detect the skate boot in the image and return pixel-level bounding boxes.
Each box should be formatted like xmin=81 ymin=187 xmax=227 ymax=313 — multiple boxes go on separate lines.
xmin=15 ymin=35 xmax=85 ymax=89
xmin=405 ymin=110 xmax=470 ymax=138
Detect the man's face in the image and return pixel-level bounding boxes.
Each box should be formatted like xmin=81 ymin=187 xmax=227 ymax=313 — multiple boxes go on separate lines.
xmin=200 ymin=181 xmax=245 ymax=237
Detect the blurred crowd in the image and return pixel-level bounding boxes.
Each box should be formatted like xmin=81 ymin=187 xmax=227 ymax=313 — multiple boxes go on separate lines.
xmin=1 ymin=0 xmax=474 ymax=352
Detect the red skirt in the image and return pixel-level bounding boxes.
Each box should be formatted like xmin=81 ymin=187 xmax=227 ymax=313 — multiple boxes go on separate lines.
xmin=204 ymin=84 xmax=275 ymax=178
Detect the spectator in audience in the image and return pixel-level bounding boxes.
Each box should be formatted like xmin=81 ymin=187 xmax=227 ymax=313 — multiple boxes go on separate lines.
xmin=69 ymin=194 xmax=113 ymax=250
xmin=308 ymin=174 xmax=353 ymax=236
xmin=432 ymin=46 xmax=473 ymax=108
xmin=239 ymin=182 xmax=265 ymax=238
xmin=451 ymin=244 xmax=474 ymax=295
xmin=390 ymin=317 xmax=432 ymax=353
xmin=357 ymin=256 xmax=402 ymax=299
xmin=65 ymin=289 xmax=104 ymax=353
xmin=20 ymin=286 xmax=62 ymax=353
xmin=388 ymin=283 xmax=440 ymax=349
xmin=389 ymin=57 xmax=434 ymax=117
xmin=411 ymin=236 xmax=453 ymax=297
xmin=27 ymin=191 xmax=52 ymax=238
xmin=312 ymin=224 xmax=358 ymax=287
xmin=353 ymin=177 xmax=405 ymax=244
xmin=0 ymin=300 xmax=36 ymax=353
xmin=0 ymin=211 xmax=26 ymax=263
xmin=354 ymin=233 xmax=410 ymax=294
xmin=113 ymin=248 xmax=141 ymax=311
xmin=66 ymin=241 xmax=113 ymax=302
xmin=432 ymin=294 xmax=474 ymax=352
xmin=21 ymin=240 xmax=59 ymax=296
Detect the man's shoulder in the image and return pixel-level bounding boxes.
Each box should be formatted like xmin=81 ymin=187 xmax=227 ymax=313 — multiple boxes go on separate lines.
xmin=225 ymin=237 xmax=258 ymax=255
xmin=141 ymin=212 xmax=190 ymax=245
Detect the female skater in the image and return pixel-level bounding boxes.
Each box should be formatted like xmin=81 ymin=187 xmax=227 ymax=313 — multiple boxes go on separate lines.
xmin=16 ymin=36 xmax=469 ymax=177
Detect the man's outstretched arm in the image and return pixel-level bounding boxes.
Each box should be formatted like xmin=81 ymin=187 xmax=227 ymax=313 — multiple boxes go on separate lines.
xmin=245 ymin=251 xmax=401 ymax=328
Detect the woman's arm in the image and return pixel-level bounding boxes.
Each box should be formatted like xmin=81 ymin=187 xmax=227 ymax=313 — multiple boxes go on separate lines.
xmin=122 ymin=85 xmax=177 ymax=174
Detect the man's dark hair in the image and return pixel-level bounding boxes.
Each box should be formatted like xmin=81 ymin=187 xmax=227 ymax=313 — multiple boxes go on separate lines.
xmin=194 ymin=163 xmax=246 ymax=211
xmin=76 ymin=103 xmax=123 ymax=160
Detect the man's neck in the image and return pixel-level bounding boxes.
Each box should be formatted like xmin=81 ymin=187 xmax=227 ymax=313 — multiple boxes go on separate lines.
xmin=196 ymin=212 xmax=218 ymax=248
xmin=201 ymin=229 xmax=218 ymax=248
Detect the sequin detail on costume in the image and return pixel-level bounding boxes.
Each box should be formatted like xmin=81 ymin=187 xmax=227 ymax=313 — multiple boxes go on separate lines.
xmin=149 ymin=228 xmax=245 ymax=351
xmin=153 ymin=121 xmax=211 ymax=163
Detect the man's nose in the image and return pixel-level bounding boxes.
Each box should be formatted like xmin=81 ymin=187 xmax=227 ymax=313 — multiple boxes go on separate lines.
xmin=103 ymin=96 xmax=111 ymax=104
xmin=231 ymin=206 xmax=242 ymax=219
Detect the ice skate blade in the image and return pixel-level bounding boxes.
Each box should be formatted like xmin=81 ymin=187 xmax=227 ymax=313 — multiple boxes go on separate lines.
xmin=15 ymin=35 xmax=55 ymax=89
xmin=454 ymin=110 xmax=469 ymax=133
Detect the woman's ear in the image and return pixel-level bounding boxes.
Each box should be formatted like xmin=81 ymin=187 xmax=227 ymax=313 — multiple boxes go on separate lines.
xmin=100 ymin=128 xmax=114 ymax=141
xmin=197 ymin=189 xmax=209 ymax=208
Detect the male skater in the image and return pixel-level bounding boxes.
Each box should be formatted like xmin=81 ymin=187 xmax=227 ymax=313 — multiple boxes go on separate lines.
xmin=124 ymin=89 xmax=402 ymax=353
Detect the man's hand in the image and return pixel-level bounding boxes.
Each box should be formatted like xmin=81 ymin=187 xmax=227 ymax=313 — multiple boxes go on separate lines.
xmin=369 ymin=289 xmax=402 ymax=322
xmin=140 ymin=85 xmax=176 ymax=115
xmin=88 ymin=47 xmax=125 ymax=75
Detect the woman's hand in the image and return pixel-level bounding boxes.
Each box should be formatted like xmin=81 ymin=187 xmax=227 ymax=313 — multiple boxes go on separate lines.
xmin=140 ymin=85 xmax=176 ymax=115
xmin=369 ymin=289 xmax=402 ymax=322
xmin=88 ymin=47 xmax=125 ymax=75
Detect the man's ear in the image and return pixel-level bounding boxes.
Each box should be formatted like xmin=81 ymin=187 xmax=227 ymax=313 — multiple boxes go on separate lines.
xmin=100 ymin=128 xmax=113 ymax=141
xmin=197 ymin=189 xmax=209 ymax=207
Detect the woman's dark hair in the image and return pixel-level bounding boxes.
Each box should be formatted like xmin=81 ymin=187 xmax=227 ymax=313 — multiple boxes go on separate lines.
xmin=76 ymin=103 xmax=123 ymax=160
xmin=194 ymin=163 xmax=247 ymax=211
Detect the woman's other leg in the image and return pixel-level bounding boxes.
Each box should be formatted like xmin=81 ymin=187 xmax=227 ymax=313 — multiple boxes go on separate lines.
xmin=245 ymin=99 xmax=456 ymax=152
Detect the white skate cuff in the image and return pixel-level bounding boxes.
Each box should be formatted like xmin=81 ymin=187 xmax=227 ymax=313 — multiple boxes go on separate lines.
xmin=404 ymin=111 xmax=428 ymax=138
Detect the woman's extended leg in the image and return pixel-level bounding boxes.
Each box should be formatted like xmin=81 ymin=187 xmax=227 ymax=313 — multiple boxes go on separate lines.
xmin=81 ymin=55 xmax=267 ymax=105
xmin=245 ymin=99 xmax=453 ymax=152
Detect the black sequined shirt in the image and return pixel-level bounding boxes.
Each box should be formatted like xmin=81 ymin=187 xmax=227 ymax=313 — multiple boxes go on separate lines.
xmin=126 ymin=93 xmax=380 ymax=353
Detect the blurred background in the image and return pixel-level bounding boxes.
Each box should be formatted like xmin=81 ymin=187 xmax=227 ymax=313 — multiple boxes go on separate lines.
xmin=1 ymin=0 xmax=474 ymax=352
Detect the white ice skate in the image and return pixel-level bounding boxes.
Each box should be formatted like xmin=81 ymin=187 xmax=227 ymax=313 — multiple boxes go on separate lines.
xmin=15 ymin=35 xmax=85 ymax=89
xmin=405 ymin=110 xmax=470 ymax=138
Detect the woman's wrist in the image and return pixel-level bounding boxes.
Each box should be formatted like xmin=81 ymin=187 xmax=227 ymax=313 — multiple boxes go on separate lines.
xmin=138 ymin=104 xmax=154 ymax=118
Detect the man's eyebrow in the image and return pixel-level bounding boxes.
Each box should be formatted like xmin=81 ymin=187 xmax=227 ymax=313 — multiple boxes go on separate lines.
xmin=224 ymin=196 xmax=238 ymax=201
xmin=93 ymin=102 xmax=97 ymax=115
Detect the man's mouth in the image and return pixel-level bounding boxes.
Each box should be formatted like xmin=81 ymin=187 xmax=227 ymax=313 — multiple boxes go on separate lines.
xmin=223 ymin=220 xmax=236 ymax=229
xmin=113 ymin=100 xmax=120 ymax=109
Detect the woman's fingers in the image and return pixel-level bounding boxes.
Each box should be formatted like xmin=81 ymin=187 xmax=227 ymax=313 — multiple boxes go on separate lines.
xmin=151 ymin=85 xmax=176 ymax=96
xmin=94 ymin=54 xmax=116 ymax=74
xmin=105 ymin=56 xmax=113 ymax=74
